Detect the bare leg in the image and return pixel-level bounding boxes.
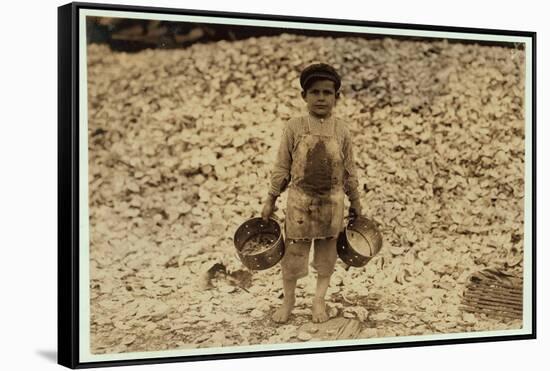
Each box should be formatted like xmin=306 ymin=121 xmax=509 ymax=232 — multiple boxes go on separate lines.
xmin=312 ymin=274 xmax=331 ymax=323
xmin=311 ymin=237 xmax=337 ymax=323
xmin=272 ymin=278 xmax=297 ymax=323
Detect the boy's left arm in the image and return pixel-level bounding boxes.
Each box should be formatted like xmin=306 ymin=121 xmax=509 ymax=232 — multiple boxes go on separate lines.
xmin=342 ymin=128 xmax=362 ymax=217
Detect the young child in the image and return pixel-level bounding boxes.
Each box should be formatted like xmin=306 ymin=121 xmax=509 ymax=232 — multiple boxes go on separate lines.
xmin=262 ymin=63 xmax=363 ymax=323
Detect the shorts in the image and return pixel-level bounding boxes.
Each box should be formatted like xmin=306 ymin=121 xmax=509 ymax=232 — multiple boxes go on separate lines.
xmin=280 ymin=237 xmax=338 ymax=280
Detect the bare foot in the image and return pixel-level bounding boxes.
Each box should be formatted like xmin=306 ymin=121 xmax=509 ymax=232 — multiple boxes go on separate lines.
xmin=272 ymin=298 xmax=295 ymax=323
xmin=312 ymin=298 xmax=329 ymax=323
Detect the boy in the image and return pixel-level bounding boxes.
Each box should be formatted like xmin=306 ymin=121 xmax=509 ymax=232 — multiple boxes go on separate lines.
xmin=262 ymin=63 xmax=363 ymax=323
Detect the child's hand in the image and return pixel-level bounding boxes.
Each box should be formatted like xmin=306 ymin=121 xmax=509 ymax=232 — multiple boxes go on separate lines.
xmin=349 ymin=199 xmax=362 ymax=219
xmin=261 ymin=195 xmax=277 ymax=221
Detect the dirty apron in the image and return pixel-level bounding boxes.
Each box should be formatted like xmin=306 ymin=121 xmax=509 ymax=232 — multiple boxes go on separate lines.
xmin=285 ymin=117 xmax=345 ymax=240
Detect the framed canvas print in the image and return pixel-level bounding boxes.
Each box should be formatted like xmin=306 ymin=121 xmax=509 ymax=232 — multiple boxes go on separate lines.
xmin=58 ymin=2 xmax=536 ymax=368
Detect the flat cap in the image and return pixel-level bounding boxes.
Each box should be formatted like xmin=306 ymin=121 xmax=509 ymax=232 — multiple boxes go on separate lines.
xmin=300 ymin=63 xmax=341 ymax=91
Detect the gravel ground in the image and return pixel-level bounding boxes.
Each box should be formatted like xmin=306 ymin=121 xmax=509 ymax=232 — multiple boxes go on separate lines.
xmin=85 ymin=33 xmax=525 ymax=354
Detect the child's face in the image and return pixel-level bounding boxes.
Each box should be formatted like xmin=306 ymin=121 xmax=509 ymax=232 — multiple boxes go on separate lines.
xmin=302 ymin=79 xmax=338 ymax=118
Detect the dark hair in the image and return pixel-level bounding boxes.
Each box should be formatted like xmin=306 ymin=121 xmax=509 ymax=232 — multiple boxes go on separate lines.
xmin=300 ymin=63 xmax=341 ymax=92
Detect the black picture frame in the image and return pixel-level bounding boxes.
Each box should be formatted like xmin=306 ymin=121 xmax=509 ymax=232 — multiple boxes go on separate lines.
xmin=58 ymin=2 xmax=536 ymax=368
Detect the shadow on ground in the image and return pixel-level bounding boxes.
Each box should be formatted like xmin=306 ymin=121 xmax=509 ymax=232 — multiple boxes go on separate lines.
xmin=36 ymin=350 xmax=57 ymax=363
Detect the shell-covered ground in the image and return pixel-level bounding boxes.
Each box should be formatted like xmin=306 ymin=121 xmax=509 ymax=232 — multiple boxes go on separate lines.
xmin=85 ymin=33 xmax=525 ymax=354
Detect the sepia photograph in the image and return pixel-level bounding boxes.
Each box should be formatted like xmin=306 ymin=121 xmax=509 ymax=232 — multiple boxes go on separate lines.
xmin=58 ymin=2 xmax=535 ymax=368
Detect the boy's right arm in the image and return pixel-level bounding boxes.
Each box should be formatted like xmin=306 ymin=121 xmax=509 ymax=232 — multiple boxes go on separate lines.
xmin=261 ymin=194 xmax=277 ymax=221
xmin=262 ymin=120 xmax=294 ymax=220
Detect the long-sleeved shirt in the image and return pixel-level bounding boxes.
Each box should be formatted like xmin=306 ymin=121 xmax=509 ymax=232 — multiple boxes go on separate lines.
xmin=268 ymin=115 xmax=361 ymax=201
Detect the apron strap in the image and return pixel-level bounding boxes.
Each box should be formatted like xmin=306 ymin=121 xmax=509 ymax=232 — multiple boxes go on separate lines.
xmin=305 ymin=115 xmax=337 ymax=137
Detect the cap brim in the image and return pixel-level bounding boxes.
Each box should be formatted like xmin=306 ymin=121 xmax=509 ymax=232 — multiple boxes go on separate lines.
xmin=301 ymin=72 xmax=341 ymax=89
